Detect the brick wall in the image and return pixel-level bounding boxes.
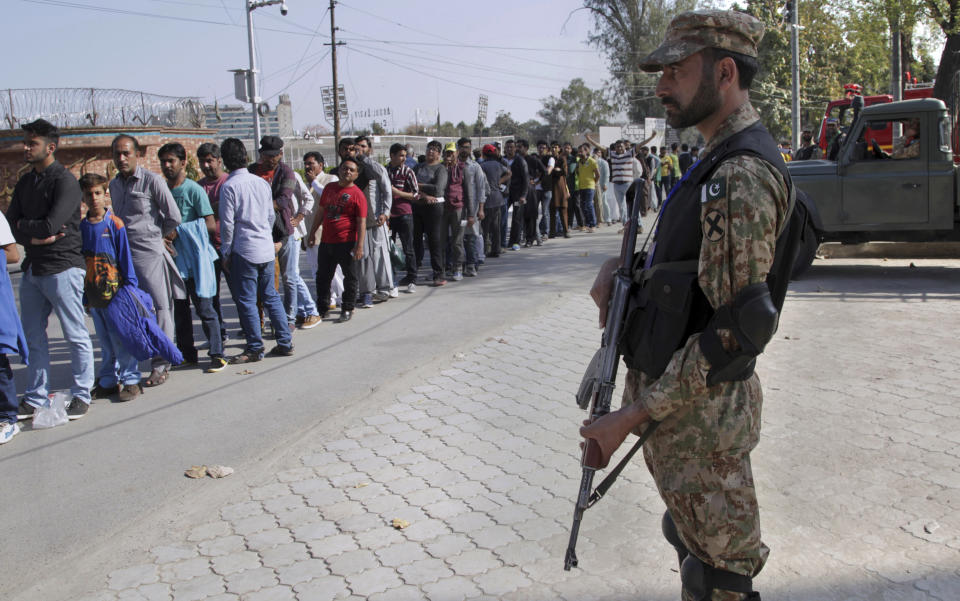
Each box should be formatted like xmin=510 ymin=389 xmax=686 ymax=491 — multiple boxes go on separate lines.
xmin=0 ymin=126 xmax=217 ymax=213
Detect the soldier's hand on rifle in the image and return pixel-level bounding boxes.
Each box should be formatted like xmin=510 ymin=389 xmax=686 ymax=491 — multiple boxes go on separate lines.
xmin=579 ymin=403 xmax=651 ymax=469
xmin=590 ymin=257 xmax=620 ymax=328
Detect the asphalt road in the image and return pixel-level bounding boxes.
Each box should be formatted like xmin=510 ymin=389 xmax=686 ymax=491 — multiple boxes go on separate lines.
xmin=1 ymin=224 xmax=624 ymax=601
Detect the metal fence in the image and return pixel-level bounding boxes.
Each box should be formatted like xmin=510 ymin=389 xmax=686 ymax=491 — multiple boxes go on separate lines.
xmin=0 ymin=88 xmax=205 ymax=130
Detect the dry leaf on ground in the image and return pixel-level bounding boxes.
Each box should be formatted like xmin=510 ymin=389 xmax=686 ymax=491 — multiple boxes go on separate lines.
xmin=207 ymin=465 xmax=234 ymax=478
xmin=185 ymin=465 xmax=207 ymax=479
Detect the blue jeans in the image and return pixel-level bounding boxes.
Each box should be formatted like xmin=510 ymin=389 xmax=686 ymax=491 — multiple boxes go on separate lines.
xmin=90 ymin=307 xmax=141 ymax=387
xmin=20 ymin=267 xmax=94 ymax=405
xmin=580 ymin=189 xmax=597 ymax=227
xmin=1 ymin=355 xmax=17 ymax=423
xmin=613 ymin=182 xmax=630 ymax=221
xmin=277 ymin=235 xmax=300 ymax=323
xmin=295 ymin=272 xmax=319 ymax=318
xmin=230 ymin=254 xmax=292 ymax=354
xmin=539 ymin=190 xmax=552 ymax=235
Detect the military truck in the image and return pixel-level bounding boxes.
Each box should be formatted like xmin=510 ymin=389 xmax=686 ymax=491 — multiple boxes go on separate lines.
xmin=787 ymin=97 xmax=960 ymax=275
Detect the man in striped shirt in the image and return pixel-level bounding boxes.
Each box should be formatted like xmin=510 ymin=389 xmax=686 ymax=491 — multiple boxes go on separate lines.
xmin=608 ymin=139 xmax=635 ymax=224
xmin=387 ymin=143 xmax=419 ymax=293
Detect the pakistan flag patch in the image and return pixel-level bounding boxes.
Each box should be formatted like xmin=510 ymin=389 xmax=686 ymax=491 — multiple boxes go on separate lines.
xmin=702 ymin=177 xmax=726 ymax=203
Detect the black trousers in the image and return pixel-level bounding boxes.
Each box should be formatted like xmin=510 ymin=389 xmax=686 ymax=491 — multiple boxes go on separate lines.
xmin=174 ymin=278 xmax=223 ymax=362
xmin=316 ymin=242 xmax=359 ymax=313
xmin=390 ymin=213 xmax=417 ymax=284
xmin=507 ymin=199 xmax=524 ymax=247
xmin=482 ymin=205 xmax=502 ymax=256
xmin=413 ymin=203 xmax=444 ymax=278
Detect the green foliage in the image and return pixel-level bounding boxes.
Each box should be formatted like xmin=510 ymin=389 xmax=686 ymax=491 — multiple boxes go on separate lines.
xmin=371 ymin=121 xmax=385 ymax=135
xmin=583 ymin=0 xmax=698 ymax=122
xmin=185 ymin=154 xmax=201 ymax=181
xmin=538 ymin=78 xmax=615 ymax=141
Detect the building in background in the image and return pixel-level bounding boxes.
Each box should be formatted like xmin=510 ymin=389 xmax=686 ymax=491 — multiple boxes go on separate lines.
xmin=204 ymin=94 xmax=294 ymax=143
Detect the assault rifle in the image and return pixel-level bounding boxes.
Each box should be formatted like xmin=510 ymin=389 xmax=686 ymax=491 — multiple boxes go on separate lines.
xmin=564 ymin=180 xmax=660 ymax=571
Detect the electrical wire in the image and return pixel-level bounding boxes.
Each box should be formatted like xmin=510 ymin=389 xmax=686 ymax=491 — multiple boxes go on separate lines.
xmin=346 ymin=46 xmax=543 ymax=102
xmin=283 ymin=6 xmax=330 ymax=91
xmin=345 ymin=41 xmax=584 ymax=90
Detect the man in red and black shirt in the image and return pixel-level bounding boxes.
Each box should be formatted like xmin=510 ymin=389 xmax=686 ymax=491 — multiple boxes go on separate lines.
xmin=307 ymin=157 xmax=367 ymax=323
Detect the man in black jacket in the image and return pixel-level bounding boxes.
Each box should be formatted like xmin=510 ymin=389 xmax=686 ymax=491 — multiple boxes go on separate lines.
xmin=6 ymin=119 xmax=94 ymax=420
xmin=518 ymin=139 xmax=545 ymax=247
xmin=502 ymin=140 xmax=529 ymax=250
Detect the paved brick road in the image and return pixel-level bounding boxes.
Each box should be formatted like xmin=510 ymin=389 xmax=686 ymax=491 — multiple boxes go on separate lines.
xmin=56 ymin=257 xmax=960 ymax=601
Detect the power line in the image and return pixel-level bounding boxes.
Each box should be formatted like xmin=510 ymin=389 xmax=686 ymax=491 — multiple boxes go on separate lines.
xmin=346 ymin=40 xmax=583 ymax=88
xmin=346 ymin=46 xmax=543 ymax=102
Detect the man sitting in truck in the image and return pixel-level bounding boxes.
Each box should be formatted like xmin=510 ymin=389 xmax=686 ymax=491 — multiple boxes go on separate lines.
xmin=890 ymin=118 xmax=920 ymax=160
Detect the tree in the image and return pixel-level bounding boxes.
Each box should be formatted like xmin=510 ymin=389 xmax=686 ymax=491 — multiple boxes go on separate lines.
xmin=537 ymin=78 xmax=614 ymax=141
xmin=925 ymin=0 xmax=960 ymax=105
xmin=371 ymin=121 xmax=385 ymax=135
xmin=489 ymin=111 xmax=521 ymax=136
xmin=582 ymin=0 xmax=697 ymax=122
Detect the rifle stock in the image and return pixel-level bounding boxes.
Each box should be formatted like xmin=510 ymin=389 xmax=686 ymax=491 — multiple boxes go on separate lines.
xmin=564 ymin=183 xmax=645 ymax=571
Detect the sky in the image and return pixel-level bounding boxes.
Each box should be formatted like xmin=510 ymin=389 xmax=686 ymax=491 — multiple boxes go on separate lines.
xmin=8 ymin=0 xmax=614 ymax=134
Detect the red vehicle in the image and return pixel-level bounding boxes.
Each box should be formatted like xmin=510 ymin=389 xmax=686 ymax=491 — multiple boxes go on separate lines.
xmin=817 ymin=78 xmax=934 ymax=153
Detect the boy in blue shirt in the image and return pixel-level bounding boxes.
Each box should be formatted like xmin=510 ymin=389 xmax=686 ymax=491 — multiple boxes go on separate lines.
xmin=81 ymin=173 xmax=144 ymax=402
xmin=0 ymin=212 xmax=27 ymax=443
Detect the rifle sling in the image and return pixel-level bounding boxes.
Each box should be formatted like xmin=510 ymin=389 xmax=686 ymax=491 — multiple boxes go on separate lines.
xmin=587 ymin=421 xmax=660 ymax=508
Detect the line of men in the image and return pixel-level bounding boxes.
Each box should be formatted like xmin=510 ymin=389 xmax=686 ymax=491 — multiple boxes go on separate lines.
xmin=1 ymin=124 xmax=624 ymax=442
xmin=0 ymin=122 xmax=318 ymax=442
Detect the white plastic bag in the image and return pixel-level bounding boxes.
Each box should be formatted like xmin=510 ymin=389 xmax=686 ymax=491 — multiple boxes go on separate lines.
xmin=32 ymin=392 xmax=69 ymax=429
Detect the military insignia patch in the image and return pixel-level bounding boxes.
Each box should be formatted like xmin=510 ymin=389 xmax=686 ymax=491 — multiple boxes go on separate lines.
xmin=702 ymin=177 xmax=726 ymax=203
xmin=703 ymin=209 xmax=726 ymax=242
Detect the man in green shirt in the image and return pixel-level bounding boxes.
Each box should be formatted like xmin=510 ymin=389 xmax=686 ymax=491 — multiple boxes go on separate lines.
xmin=575 ymin=144 xmax=600 ymax=231
xmin=159 ymin=143 xmax=224 ymax=372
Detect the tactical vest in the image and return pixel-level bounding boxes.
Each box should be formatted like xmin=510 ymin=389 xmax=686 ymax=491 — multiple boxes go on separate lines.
xmin=619 ymin=120 xmax=798 ymax=379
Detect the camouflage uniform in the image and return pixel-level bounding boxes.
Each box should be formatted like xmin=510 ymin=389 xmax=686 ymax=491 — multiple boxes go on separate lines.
xmin=890 ymin=137 xmax=920 ymax=160
xmin=622 ymin=104 xmax=789 ymax=601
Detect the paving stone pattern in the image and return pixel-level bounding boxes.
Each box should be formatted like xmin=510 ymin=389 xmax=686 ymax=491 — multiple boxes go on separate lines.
xmin=78 ymin=275 xmax=960 ymax=601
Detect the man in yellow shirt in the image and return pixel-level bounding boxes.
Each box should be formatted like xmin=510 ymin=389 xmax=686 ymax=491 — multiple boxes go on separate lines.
xmin=575 ymin=144 xmax=601 ymax=231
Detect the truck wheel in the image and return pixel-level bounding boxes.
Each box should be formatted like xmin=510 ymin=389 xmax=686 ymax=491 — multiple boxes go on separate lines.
xmin=791 ymin=222 xmax=820 ymax=279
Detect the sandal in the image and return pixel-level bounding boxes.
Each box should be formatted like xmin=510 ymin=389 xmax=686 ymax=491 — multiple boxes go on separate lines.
xmin=144 ymin=368 xmax=169 ymax=387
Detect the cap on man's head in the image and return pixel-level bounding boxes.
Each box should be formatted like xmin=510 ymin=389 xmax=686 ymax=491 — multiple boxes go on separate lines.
xmin=482 ymin=144 xmax=497 ymax=155
xmin=443 ymin=142 xmax=457 ymax=154
xmin=259 ymin=135 xmax=284 ymax=156
xmin=639 ymin=9 xmax=764 ymax=72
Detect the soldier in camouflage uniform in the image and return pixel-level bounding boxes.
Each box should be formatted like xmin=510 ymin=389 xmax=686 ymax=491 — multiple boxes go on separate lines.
xmin=581 ymin=10 xmax=789 ymax=601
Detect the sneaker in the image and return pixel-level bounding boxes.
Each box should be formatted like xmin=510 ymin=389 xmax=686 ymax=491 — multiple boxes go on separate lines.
xmin=372 ymin=291 xmax=390 ymax=302
xmin=230 ymin=351 xmax=263 ymax=364
xmin=300 ymin=315 xmax=322 ymax=329
xmin=388 ymin=287 xmax=399 ymax=298
xmin=118 ymin=384 xmax=142 ymax=402
xmin=464 ymin=265 xmax=478 ymax=277
xmin=205 ymin=357 xmax=228 ymax=373
xmin=511 ymin=244 xmax=521 ymax=251
xmin=0 ymin=421 xmax=19 ymax=445
xmin=452 ymin=270 xmax=463 ymax=281
xmin=90 ymin=384 xmax=119 ymax=399
xmin=295 ymin=315 xmax=305 ymax=327
xmin=358 ymin=293 xmax=374 ymax=308
xmin=267 ymin=344 xmax=294 ymax=357
xmin=405 ymin=283 xmax=417 ymax=294
xmin=17 ymin=400 xmax=36 ymax=421
xmin=433 ymin=277 xmax=446 ymax=287
xmin=337 ymin=310 xmax=353 ymax=323
xmin=328 ymin=301 xmax=338 ymax=310
xmin=66 ymin=398 xmax=89 ymax=420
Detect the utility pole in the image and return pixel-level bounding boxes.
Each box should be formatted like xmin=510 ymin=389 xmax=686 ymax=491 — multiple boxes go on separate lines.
xmin=245 ymin=0 xmax=289 ymax=151
xmin=327 ymin=0 xmax=343 ymax=152
xmin=790 ymin=0 xmax=801 ymax=152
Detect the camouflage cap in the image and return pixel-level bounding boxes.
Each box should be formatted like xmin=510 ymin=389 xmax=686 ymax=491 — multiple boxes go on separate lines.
xmin=639 ymin=10 xmax=764 ymax=72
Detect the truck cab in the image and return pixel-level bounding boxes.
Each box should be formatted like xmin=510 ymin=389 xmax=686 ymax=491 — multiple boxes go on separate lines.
xmin=788 ymin=98 xmax=959 ymax=254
